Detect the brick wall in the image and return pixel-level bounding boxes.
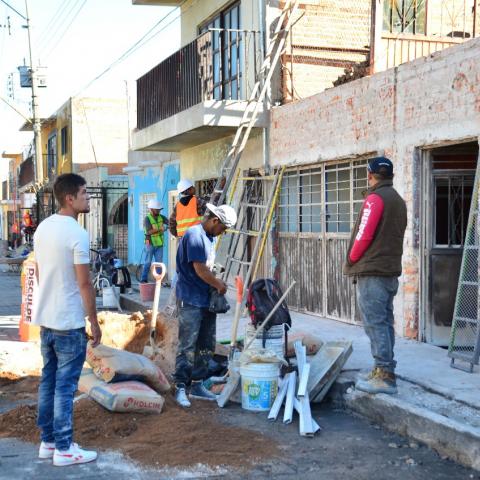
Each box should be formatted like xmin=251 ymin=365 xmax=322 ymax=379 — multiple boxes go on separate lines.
xmin=283 ymin=0 xmax=371 ymax=102
xmin=270 ymin=37 xmax=480 ymax=339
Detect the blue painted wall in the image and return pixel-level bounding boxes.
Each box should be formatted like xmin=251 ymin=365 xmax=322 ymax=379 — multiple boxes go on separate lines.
xmin=128 ymin=161 xmax=179 ymax=272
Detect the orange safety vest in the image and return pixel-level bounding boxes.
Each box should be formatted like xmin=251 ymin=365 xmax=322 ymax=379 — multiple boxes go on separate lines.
xmin=176 ymin=197 xmax=203 ymax=237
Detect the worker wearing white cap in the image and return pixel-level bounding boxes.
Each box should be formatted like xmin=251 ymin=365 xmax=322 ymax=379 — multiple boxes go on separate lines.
xmin=169 ymin=179 xmax=207 ymax=238
xmin=173 ymin=203 xmax=237 ymax=408
xmin=140 ymin=198 xmax=168 ymax=283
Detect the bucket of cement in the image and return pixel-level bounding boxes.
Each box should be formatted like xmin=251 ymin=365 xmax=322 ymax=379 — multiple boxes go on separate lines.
xmin=240 ymin=362 xmax=279 ymax=412
xmin=245 ymin=324 xmax=285 ymax=360
xmin=139 ymin=282 xmax=156 ymax=302
xmin=102 ymin=286 xmax=120 ymax=308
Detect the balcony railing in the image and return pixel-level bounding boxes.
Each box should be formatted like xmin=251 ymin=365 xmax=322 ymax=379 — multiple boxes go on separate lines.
xmin=137 ymin=29 xmax=261 ymax=130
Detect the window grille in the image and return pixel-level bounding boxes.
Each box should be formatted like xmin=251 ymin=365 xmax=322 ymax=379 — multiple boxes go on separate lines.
xmin=278 ymin=160 xmax=368 ymax=234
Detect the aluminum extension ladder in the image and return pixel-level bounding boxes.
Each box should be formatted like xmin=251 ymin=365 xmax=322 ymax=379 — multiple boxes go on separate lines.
xmin=208 ymin=0 xmax=300 ymax=207
xmin=448 ymin=155 xmax=480 ymax=373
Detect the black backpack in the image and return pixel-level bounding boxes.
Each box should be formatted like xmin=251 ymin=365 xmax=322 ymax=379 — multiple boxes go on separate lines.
xmin=247 ymin=278 xmax=291 ymax=329
xmin=246 ymin=278 xmax=292 ymax=356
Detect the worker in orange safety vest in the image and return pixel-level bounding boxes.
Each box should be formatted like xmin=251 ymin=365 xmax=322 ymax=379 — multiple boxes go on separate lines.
xmin=169 ymin=179 xmax=207 ymax=238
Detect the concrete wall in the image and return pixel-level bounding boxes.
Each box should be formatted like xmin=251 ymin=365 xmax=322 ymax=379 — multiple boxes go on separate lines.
xmin=270 ymin=37 xmax=480 ymax=338
xmin=70 ymin=97 xmax=129 ymax=169
xmin=179 ymin=131 xmax=263 ymax=182
xmin=127 ymin=151 xmax=180 ymax=268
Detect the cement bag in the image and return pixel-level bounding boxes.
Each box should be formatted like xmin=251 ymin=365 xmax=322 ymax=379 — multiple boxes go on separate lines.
xmin=78 ymin=369 xmax=164 ymax=413
xmin=86 ymin=343 xmax=170 ymax=393
xmin=286 ymin=332 xmax=324 ymax=358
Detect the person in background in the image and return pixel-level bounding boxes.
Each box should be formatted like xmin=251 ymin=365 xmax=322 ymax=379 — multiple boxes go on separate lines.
xmin=34 ymin=173 xmax=101 ymax=466
xmin=344 ymin=157 xmax=407 ymax=395
xmin=169 ymin=179 xmax=207 ymax=238
xmin=173 ymin=203 xmax=237 ymax=408
xmin=141 ymin=198 xmax=168 ymax=283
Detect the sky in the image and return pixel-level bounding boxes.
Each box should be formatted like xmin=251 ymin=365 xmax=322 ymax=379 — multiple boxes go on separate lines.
xmin=0 ymin=0 xmax=180 ymax=177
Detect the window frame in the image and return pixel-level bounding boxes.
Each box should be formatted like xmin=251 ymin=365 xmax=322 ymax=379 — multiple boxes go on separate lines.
xmin=278 ymin=159 xmax=369 ymax=235
xmin=199 ymin=1 xmax=242 ymax=101
xmin=61 ymin=126 xmax=68 ymax=155
xmin=383 ymin=0 xmax=427 ymax=35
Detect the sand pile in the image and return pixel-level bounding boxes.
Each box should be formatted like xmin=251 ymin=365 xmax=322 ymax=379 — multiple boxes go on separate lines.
xmin=0 ymin=396 xmax=279 ymax=469
xmin=144 ymin=311 xmax=179 ymax=377
xmin=87 ymin=311 xmax=150 ymax=354
xmin=0 ymin=372 xmax=40 ymax=401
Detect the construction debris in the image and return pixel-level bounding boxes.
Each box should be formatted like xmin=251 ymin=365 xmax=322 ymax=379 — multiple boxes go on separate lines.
xmin=307 ymin=341 xmax=353 ymax=403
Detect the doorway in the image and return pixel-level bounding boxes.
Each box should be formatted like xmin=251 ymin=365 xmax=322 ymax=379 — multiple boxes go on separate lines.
xmin=422 ymin=141 xmax=479 ymax=345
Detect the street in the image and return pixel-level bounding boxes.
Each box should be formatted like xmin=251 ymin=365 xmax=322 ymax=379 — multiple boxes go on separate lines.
xmin=0 ymin=271 xmax=477 ymax=480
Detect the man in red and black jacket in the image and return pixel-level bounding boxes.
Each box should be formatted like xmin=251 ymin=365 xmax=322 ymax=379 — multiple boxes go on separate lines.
xmin=344 ymin=157 xmax=407 ymax=395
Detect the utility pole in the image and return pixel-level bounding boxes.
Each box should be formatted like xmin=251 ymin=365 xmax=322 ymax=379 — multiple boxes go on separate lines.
xmin=24 ymin=0 xmax=43 ymax=184
xmin=0 ymin=0 xmax=43 ymax=183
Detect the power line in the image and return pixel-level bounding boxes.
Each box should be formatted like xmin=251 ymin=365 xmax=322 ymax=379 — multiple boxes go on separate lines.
xmin=35 ymin=0 xmax=76 ymax=50
xmin=74 ymin=0 xmax=194 ymax=97
xmin=41 ymin=0 xmax=87 ymax=60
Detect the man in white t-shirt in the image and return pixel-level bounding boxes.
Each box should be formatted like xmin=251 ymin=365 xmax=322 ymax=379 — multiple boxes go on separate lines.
xmin=33 ymin=173 xmax=101 ymax=467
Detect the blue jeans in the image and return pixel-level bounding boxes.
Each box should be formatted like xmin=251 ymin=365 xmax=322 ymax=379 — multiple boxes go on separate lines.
xmin=357 ymin=276 xmax=399 ymax=373
xmin=173 ymin=303 xmax=216 ymax=386
xmin=141 ymin=244 xmax=163 ymax=282
xmin=37 ymin=327 xmax=87 ymax=451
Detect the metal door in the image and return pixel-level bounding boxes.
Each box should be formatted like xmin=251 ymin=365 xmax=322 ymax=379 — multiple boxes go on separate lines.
xmin=424 ymin=145 xmax=478 ymax=345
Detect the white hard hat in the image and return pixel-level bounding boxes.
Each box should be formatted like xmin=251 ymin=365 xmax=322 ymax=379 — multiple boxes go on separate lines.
xmin=147 ymin=199 xmax=162 ymax=210
xmin=177 ymin=179 xmax=194 ymax=193
xmin=206 ymin=203 xmax=237 ymax=228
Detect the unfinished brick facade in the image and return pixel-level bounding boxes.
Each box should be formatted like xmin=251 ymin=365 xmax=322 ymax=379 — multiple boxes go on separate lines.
xmin=283 ymin=0 xmax=371 ymax=101
xmin=271 ymin=37 xmax=480 ymax=340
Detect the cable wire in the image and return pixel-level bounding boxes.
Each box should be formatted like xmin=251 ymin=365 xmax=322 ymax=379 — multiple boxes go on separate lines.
xmin=73 ymin=0 xmax=196 ymax=97
xmin=41 ymin=0 xmax=87 ymax=60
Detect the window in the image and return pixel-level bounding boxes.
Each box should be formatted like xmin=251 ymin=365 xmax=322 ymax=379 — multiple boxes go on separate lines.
xmin=200 ymin=2 xmax=242 ymax=100
xmin=140 ymin=193 xmax=157 ymax=230
xmin=383 ymin=0 xmax=426 ymax=34
xmin=61 ymin=126 xmax=68 ymax=155
xmin=434 ymin=175 xmax=473 ymax=247
xmin=278 ymin=167 xmax=322 ymax=233
xmin=47 ymin=133 xmax=57 ymax=179
xmin=278 ymin=160 xmax=368 ymax=234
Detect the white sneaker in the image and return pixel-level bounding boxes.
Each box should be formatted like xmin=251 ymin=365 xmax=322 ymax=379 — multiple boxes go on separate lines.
xmin=39 ymin=441 xmax=55 ymax=459
xmin=53 ymin=443 xmax=97 ymax=467
xmin=175 ymin=386 xmax=191 ymax=408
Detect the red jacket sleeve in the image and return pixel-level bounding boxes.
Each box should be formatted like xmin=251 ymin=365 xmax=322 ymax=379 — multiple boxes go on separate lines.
xmin=349 ymin=193 xmax=384 ymax=263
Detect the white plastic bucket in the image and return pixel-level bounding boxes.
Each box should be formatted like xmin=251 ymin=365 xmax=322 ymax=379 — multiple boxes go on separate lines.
xmin=102 ymin=286 xmax=120 ymax=308
xmin=245 ymin=324 xmax=285 ymax=360
xmin=240 ymin=362 xmax=280 ymax=412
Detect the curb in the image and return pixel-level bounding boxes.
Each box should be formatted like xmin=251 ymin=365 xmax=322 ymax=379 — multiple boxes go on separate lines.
xmin=344 ymin=386 xmax=480 ymax=471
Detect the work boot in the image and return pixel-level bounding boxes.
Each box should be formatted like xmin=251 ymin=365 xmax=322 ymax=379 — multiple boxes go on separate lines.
xmin=357 ymin=367 xmax=381 ymax=381
xmin=355 ymin=368 xmax=398 ymax=395
xmin=175 ymin=385 xmax=191 ymax=408
xmin=190 ymin=380 xmax=218 ymax=401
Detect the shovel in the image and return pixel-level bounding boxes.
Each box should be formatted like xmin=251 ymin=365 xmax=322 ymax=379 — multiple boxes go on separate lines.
xmin=217 ymin=280 xmax=296 ymax=407
xmin=149 ymin=262 xmax=166 ymax=350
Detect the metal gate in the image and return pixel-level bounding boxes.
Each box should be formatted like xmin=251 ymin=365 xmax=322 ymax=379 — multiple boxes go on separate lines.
xmin=84 ymin=186 xmax=128 ymax=263
xmin=277 ymin=159 xmax=368 ymax=323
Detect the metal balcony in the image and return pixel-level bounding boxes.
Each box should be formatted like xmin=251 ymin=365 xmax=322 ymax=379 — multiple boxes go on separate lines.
xmin=134 ymin=29 xmax=266 ymax=151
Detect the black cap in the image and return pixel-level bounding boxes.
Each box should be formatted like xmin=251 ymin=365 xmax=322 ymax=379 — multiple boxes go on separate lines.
xmin=368 ymin=156 xmax=393 ymax=176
